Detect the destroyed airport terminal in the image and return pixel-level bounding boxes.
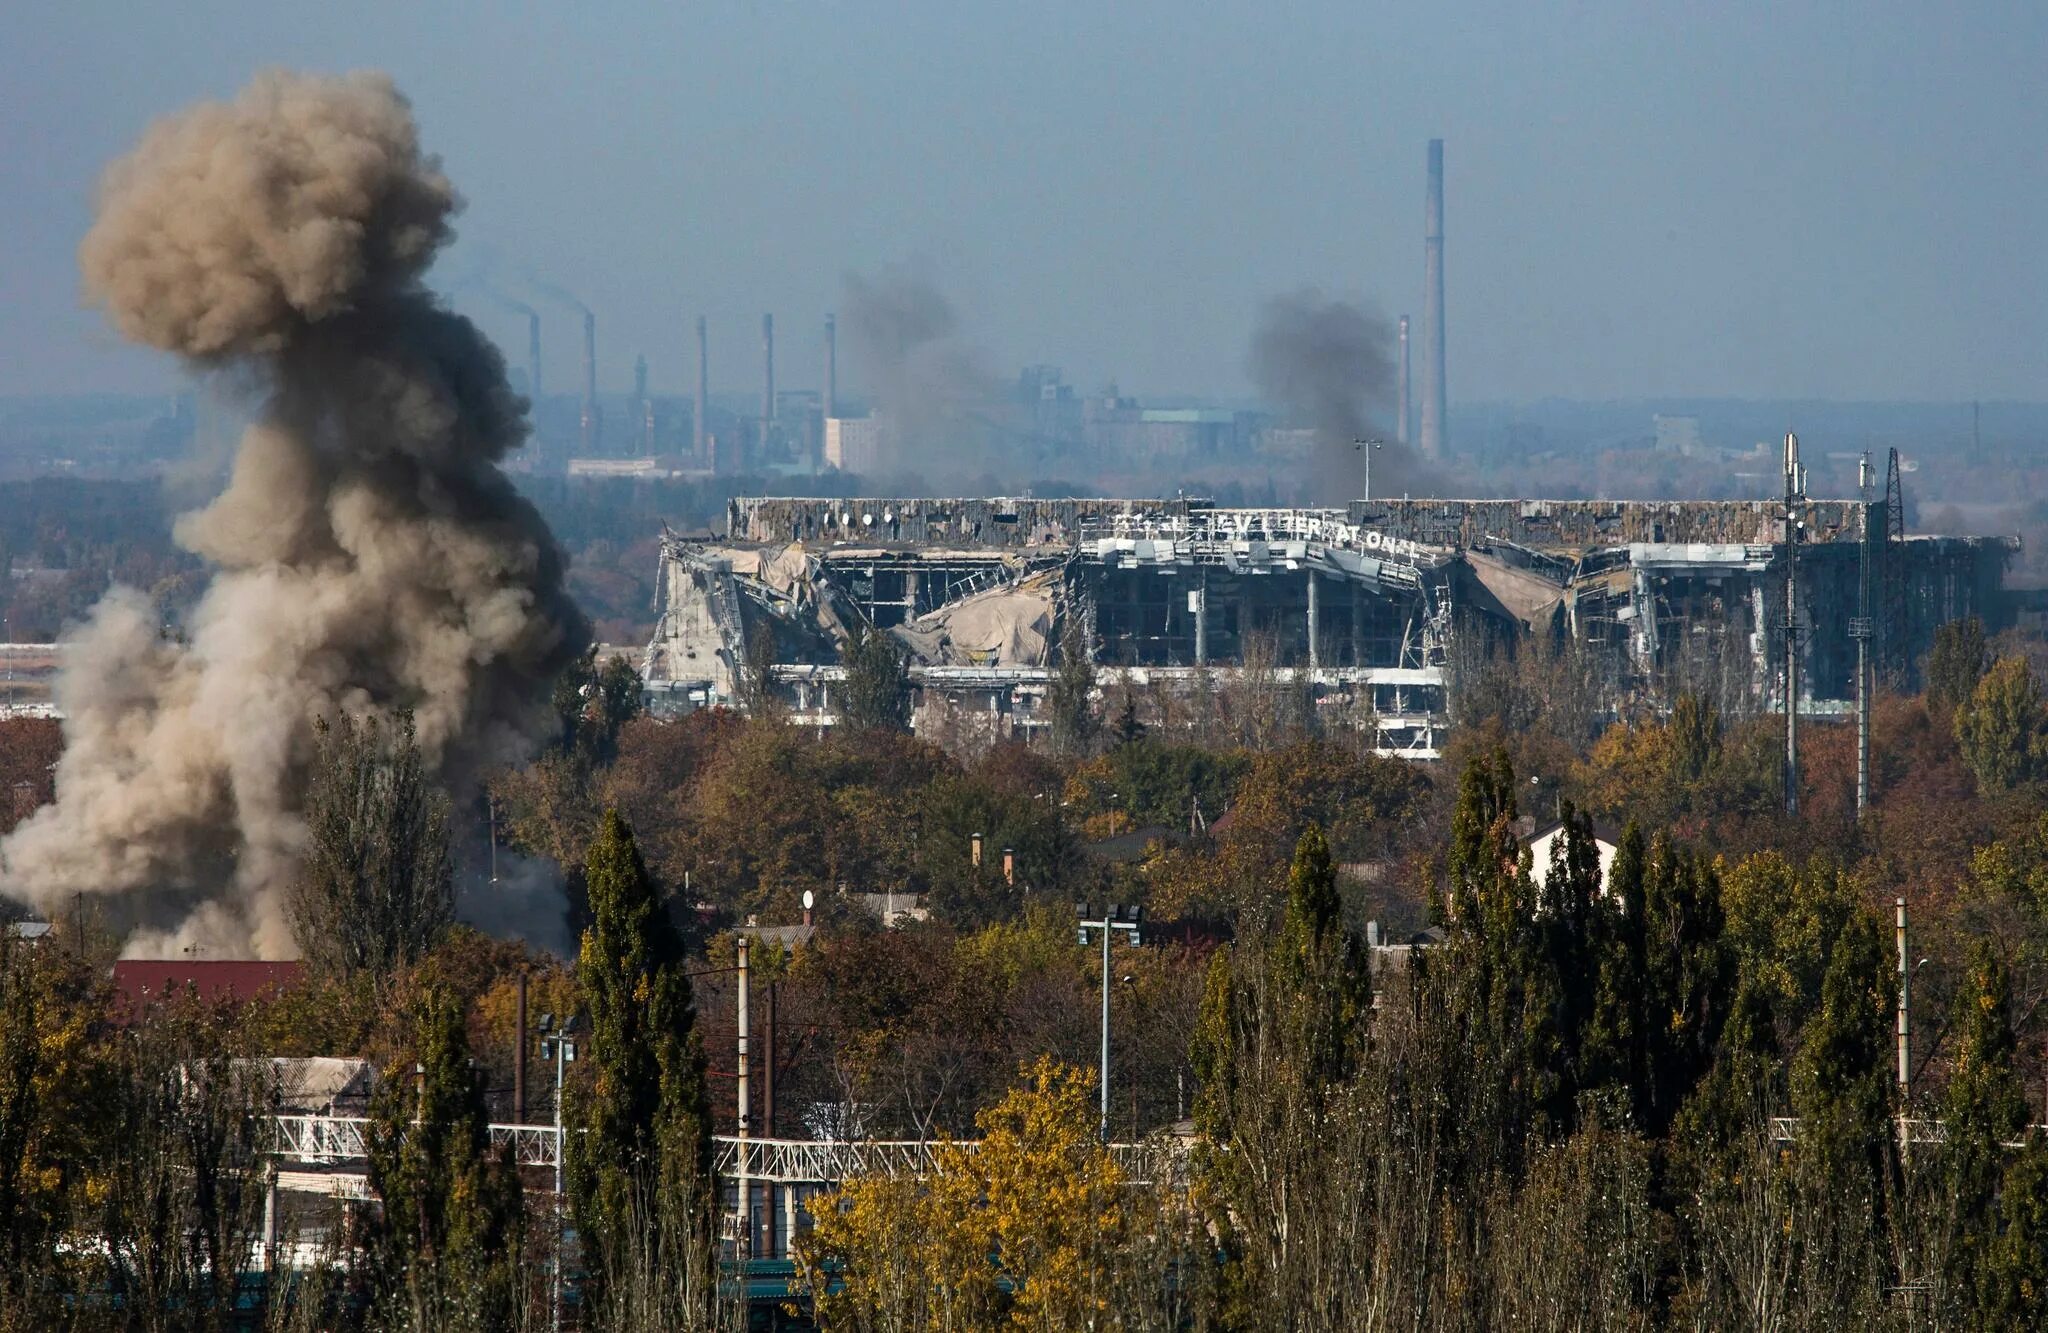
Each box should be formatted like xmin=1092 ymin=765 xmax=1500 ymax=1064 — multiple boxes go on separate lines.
xmin=644 ymin=492 xmax=2018 ymax=760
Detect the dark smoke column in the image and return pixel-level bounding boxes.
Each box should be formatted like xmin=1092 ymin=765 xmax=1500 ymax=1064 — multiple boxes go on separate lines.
xmin=824 ymin=312 xmax=837 ymax=419
xmin=0 ymin=71 xmax=588 ymax=957
xmin=1419 ymin=138 xmax=1448 ymax=460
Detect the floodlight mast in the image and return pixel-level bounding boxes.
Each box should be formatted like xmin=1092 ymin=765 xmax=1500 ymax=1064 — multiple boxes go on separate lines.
xmin=1077 ymin=904 xmax=1143 ymax=1142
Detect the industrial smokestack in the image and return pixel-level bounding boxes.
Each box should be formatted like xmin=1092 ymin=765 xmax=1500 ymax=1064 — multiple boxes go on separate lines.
xmin=527 ymin=312 xmax=542 ymax=407
xmin=1396 ymin=314 xmax=1410 ymax=447
xmin=633 ymin=354 xmax=650 ymax=456
xmin=824 ymin=312 xmax=837 ymax=420
xmin=580 ymin=309 xmax=599 ymax=454
xmin=1419 ymin=139 xmax=1448 ymax=460
xmin=695 ymin=315 xmax=709 ymax=458
xmin=762 ymin=313 xmax=775 ymax=426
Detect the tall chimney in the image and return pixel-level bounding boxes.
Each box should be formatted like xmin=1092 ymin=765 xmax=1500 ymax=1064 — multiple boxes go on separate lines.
xmin=762 ymin=313 xmax=776 ymax=428
xmin=526 ymin=312 xmax=542 ymax=407
xmin=824 ymin=313 xmax=837 ymax=420
xmin=1396 ymin=314 xmax=1411 ymax=447
xmin=1419 ymin=139 xmax=1448 ymax=460
xmin=633 ymin=354 xmax=651 ymax=456
xmin=695 ymin=315 xmax=709 ymax=459
xmin=580 ymin=309 xmax=599 ymax=455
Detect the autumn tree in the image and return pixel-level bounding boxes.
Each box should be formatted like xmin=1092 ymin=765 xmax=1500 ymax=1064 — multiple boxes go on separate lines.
xmin=289 ymin=711 xmax=453 ymax=978
xmin=800 ymin=1057 xmax=1128 ymax=1331
xmin=1941 ymin=943 xmax=2029 ymax=1315
xmin=365 ymin=986 xmax=525 ymax=1331
xmin=1927 ymin=615 xmax=1990 ymax=715
xmin=566 ymin=810 xmax=717 ymax=1330
xmin=1191 ymin=825 xmax=1374 ymax=1323
xmin=839 ymin=623 xmax=910 ymax=733
xmin=1046 ymin=614 xmax=1097 ymax=756
xmin=1956 ymin=654 xmax=2048 ymax=792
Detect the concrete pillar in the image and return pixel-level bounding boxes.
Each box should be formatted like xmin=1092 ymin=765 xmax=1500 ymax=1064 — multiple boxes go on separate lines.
xmin=1306 ymin=571 xmax=1320 ymax=671
xmin=1351 ymin=583 xmax=1365 ymax=667
xmin=1193 ymin=572 xmax=1208 ymax=666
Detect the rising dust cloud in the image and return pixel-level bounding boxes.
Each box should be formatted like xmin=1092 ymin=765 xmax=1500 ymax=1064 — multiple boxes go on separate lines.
xmin=0 ymin=71 xmax=588 ymax=958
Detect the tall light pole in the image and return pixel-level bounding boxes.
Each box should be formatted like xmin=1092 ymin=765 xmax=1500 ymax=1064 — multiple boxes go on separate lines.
xmin=1354 ymin=438 xmax=1385 ymax=502
xmin=1077 ymin=904 xmax=1142 ymax=1143
xmin=538 ymin=1013 xmax=578 ymax=1333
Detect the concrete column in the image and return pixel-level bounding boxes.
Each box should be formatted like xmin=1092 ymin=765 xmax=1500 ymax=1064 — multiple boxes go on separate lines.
xmin=1351 ymin=584 xmax=1365 ymax=667
xmin=1306 ymin=571 xmax=1320 ymax=671
xmin=1193 ymin=572 xmax=1208 ymax=666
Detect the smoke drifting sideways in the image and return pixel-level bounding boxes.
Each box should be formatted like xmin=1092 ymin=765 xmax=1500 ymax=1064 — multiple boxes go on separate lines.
xmin=1248 ymin=291 xmax=1438 ymax=502
xmin=0 ymin=71 xmax=589 ymax=959
xmin=841 ymin=267 xmax=1000 ymax=489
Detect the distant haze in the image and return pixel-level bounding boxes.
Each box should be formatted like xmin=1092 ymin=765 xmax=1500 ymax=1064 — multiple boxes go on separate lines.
xmin=3 ymin=3 xmax=2046 ymax=406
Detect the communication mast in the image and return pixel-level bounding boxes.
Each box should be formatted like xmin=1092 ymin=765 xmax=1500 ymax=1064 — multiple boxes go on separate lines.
xmin=1782 ymin=433 xmax=1806 ymax=817
xmin=1852 ymin=453 xmax=1874 ymax=817
xmin=1881 ymin=447 xmax=1908 ymax=685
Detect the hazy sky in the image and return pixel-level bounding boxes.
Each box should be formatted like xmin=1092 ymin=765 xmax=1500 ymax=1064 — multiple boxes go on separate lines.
xmin=3 ymin=1 xmax=2044 ymax=404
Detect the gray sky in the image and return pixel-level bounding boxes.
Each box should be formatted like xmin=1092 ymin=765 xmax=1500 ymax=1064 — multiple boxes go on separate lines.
xmin=3 ymin=0 xmax=2044 ymax=404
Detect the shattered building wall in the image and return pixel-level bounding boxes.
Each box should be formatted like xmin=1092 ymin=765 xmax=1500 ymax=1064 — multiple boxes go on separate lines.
xmin=648 ymin=496 xmax=2019 ymax=758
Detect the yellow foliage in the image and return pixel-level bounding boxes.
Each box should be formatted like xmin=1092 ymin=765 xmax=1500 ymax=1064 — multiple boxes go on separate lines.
xmin=799 ymin=1057 xmax=1126 ymax=1330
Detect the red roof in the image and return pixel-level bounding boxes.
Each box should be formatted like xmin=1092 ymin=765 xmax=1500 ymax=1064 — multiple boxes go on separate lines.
xmin=112 ymin=960 xmax=306 ymax=1015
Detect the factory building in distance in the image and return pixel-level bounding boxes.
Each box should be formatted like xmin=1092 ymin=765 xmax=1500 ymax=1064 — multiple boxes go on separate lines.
xmin=644 ymin=485 xmax=2018 ymax=759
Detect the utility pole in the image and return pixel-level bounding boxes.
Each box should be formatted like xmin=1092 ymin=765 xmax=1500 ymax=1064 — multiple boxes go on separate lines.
xmin=1782 ymin=432 xmax=1805 ymax=817
xmin=735 ymin=933 xmax=752 ymax=1258
xmin=1896 ymin=898 xmax=1911 ymax=1097
xmin=537 ymin=1013 xmax=577 ymax=1333
xmin=1854 ymin=453 xmax=1874 ymax=817
xmin=1077 ymin=905 xmax=1142 ymax=1143
xmin=514 ymin=971 xmax=527 ymax=1123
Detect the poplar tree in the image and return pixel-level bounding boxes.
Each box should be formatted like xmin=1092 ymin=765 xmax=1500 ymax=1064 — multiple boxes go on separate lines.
xmin=366 ymin=987 xmax=523 ymax=1331
xmin=289 ymin=711 xmax=453 ymax=978
xmin=566 ymin=810 xmax=716 ymax=1328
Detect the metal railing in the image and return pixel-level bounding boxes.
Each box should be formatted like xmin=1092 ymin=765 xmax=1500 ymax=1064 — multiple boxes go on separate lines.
xmin=270 ymin=1116 xmax=1174 ymax=1188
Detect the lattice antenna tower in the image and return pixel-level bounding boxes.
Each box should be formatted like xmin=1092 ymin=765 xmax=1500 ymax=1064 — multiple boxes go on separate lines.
xmin=1881 ymin=447 xmax=1908 ymax=685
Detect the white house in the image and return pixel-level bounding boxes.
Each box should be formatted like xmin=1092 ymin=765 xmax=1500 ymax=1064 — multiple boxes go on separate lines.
xmin=1523 ymin=819 xmax=1623 ymax=898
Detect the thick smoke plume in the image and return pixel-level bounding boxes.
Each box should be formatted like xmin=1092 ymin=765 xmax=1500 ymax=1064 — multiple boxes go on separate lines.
xmin=841 ymin=266 xmax=998 ymax=486
xmin=1248 ymin=290 xmax=1435 ymax=501
xmin=0 ymin=71 xmax=588 ymax=957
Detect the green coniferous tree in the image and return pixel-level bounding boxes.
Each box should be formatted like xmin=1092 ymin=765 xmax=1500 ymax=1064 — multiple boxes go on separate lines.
xmin=1945 ymin=943 xmax=2029 ymax=1315
xmin=1274 ymin=823 xmax=1372 ymax=1089
xmin=1584 ymin=821 xmax=1648 ymax=1112
xmin=1927 ymin=615 xmax=1990 ymax=715
xmin=366 ymin=987 xmax=524 ymax=1331
xmin=1046 ymin=615 xmax=1098 ymax=756
xmin=1986 ymin=1139 xmax=2048 ymax=1327
xmin=1641 ymin=835 xmax=1731 ymax=1134
xmin=839 ymin=623 xmax=911 ymax=733
xmin=1790 ymin=908 xmax=1892 ymax=1189
xmin=567 ymin=810 xmax=717 ymax=1329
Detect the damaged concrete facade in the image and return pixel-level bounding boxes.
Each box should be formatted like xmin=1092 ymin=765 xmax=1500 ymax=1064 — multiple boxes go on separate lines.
xmin=645 ymin=496 xmax=2018 ymax=759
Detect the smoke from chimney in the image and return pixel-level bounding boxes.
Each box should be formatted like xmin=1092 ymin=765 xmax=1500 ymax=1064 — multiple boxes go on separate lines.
xmin=0 ymin=71 xmax=588 ymax=957
xmin=1419 ymin=138 xmax=1448 ymax=460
